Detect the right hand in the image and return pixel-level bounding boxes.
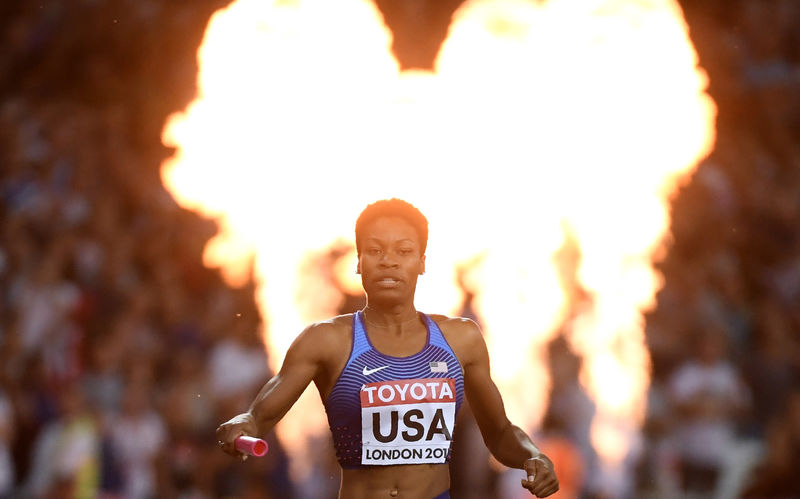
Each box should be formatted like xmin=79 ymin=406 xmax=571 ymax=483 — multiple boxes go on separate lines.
xmin=216 ymin=412 xmax=259 ymax=458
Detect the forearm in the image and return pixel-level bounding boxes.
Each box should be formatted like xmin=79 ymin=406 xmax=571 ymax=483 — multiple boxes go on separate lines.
xmin=487 ymin=423 xmax=541 ymax=469
xmin=218 ymin=327 xmax=322 ymax=458
xmin=246 ymin=374 xmax=297 ymax=434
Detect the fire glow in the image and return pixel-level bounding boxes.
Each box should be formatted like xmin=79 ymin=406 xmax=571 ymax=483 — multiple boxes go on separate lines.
xmin=161 ymin=0 xmax=715 ymax=492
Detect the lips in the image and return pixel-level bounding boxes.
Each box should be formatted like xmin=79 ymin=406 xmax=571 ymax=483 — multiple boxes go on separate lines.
xmin=374 ymin=276 xmax=402 ymax=288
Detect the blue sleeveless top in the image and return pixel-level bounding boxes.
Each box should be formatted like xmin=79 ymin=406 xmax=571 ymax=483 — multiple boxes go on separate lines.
xmin=324 ymin=311 xmax=464 ymax=468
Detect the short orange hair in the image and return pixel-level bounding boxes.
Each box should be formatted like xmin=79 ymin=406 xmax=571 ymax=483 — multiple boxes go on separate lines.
xmin=355 ymin=199 xmax=428 ymax=256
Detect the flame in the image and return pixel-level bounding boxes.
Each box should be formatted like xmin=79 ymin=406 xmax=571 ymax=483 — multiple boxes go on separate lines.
xmin=161 ymin=0 xmax=715 ymax=491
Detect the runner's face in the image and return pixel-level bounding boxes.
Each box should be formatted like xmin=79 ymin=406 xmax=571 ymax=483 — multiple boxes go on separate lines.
xmin=358 ymin=216 xmax=425 ymax=305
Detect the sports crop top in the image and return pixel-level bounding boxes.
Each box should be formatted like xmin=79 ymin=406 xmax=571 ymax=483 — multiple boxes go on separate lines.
xmin=324 ymin=311 xmax=464 ymax=468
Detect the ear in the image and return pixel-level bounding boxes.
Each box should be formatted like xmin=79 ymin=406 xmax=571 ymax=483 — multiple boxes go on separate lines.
xmin=419 ymin=255 xmax=426 ymax=275
xmin=356 ymin=261 xmax=361 ymax=274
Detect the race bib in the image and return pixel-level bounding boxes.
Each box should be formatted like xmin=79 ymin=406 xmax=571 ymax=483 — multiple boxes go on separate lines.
xmin=360 ymin=378 xmax=456 ymax=465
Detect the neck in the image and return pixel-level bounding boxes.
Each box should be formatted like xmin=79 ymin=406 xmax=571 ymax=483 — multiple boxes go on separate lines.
xmin=362 ymin=304 xmax=419 ymax=328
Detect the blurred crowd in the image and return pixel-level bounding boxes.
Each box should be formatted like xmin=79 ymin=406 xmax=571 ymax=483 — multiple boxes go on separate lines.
xmin=637 ymin=0 xmax=800 ymax=497
xmin=0 ymin=1 xmax=294 ymax=498
xmin=1 ymin=0 xmax=799 ymax=498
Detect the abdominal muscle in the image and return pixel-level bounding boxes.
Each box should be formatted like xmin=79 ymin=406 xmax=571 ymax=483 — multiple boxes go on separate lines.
xmin=339 ymin=463 xmax=449 ymax=499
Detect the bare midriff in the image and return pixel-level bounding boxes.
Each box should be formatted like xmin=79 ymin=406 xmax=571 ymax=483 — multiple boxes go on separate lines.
xmin=339 ymin=463 xmax=449 ymax=498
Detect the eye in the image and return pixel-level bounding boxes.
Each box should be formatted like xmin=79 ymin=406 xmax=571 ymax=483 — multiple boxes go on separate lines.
xmin=398 ymin=248 xmax=413 ymax=256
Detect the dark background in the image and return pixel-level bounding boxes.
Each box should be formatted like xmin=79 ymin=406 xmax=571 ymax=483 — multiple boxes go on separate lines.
xmin=1 ymin=0 xmax=798 ymax=497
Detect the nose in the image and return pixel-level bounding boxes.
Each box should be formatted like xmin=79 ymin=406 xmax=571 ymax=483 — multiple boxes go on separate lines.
xmin=378 ymin=252 xmax=398 ymax=267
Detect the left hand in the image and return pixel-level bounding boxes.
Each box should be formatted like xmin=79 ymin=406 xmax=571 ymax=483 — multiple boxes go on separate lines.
xmin=216 ymin=412 xmax=258 ymax=461
xmin=521 ymin=454 xmax=559 ymax=497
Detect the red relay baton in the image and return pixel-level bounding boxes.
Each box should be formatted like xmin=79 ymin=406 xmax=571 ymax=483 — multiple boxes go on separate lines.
xmin=235 ymin=436 xmax=269 ymax=457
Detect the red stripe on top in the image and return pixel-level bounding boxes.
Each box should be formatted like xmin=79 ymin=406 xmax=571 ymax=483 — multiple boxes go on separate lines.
xmin=361 ymin=378 xmax=456 ymax=407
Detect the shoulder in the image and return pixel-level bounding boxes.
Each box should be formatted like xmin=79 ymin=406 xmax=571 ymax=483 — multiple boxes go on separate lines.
xmin=428 ymin=314 xmax=486 ymax=364
xmin=305 ymin=313 xmax=354 ymax=334
xmin=288 ymin=314 xmax=354 ymax=359
xmin=429 ymin=314 xmax=481 ymax=336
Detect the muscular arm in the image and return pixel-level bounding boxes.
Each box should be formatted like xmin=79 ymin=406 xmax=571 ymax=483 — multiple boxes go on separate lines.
xmin=216 ymin=322 xmax=333 ymax=453
xmin=248 ymin=328 xmax=321 ymax=431
xmin=459 ymin=320 xmax=537 ymax=466
xmin=447 ymin=318 xmax=558 ymax=497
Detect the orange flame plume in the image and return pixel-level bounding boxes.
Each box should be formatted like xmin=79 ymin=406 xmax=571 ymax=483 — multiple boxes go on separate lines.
xmin=161 ymin=0 xmax=715 ymax=492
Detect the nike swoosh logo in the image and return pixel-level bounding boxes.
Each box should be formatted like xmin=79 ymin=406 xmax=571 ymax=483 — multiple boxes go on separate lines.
xmin=362 ymin=365 xmax=389 ymax=376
